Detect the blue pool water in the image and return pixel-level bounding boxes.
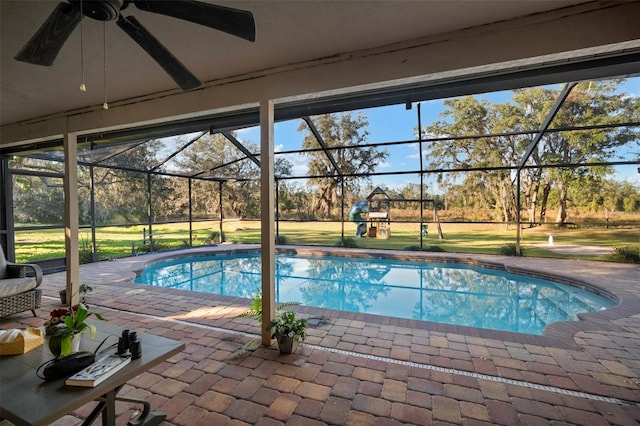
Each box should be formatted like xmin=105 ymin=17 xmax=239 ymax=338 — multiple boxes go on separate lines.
xmin=134 ymin=253 xmax=615 ymax=335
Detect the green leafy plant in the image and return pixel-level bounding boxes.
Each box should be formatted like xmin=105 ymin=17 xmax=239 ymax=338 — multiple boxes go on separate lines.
xmin=337 ymin=237 xmax=358 ymax=248
xmin=266 ymin=310 xmax=307 ymax=341
xmin=403 ymin=245 xmax=445 ymax=252
xmin=607 ymin=246 xmax=640 ymax=263
xmin=135 ymin=240 xmax=167 ymax=254
xmin=44 ymin=303 xmax=105 ymax=357
xmin=79 ymin=283 xmax=92 ymax=303
xmin=233 ymin=294 xmax=302 ymax=358
xmin=59 ymin=283 xmax=93 ymax=304
xmin=236 ymin=291 xmax=300 ymax=322
xmin=498 ymin=243 xmax=524 ymax=256
xmin=209 ymin=230 xmax=226 ymax=243
xmin=79 ymin=234 xmax=96 ymax=264
xmin=79 ymin=284 xmax=93 ymax=293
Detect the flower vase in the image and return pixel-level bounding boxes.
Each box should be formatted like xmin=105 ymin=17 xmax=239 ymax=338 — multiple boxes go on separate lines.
xmin=70 ymin=333 xmax=81 ymax=353
xmin=47 ymin=333 xmax=81 ymax=358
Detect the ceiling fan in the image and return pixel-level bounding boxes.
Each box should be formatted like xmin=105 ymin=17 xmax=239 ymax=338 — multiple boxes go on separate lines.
xmin=14 ymin=0 xmax=256 ymax=91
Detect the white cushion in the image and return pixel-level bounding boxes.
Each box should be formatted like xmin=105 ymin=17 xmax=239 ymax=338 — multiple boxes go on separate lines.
xmin=0 ymin=246 xmax=6 ymax=279
xmin=0 ymin=278 xmax=38 ymax=297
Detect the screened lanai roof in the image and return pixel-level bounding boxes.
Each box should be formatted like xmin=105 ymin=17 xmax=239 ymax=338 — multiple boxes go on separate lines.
xmin=5 ymin=1 xmax=640 ymax=131
xmin=9 ymin=71 xmax=640 ymax=185
xmin=4 ymin=16 xmax=640 ymax=175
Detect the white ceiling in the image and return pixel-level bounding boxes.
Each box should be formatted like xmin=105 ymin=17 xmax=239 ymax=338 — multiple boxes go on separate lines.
xmin=1 ymin=0 xmax=590 ymax=127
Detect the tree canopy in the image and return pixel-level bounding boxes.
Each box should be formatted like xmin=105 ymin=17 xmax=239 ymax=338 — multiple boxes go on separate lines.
xmin=298 ymin=112 xmax=388 ymax=217
xmin=425 ymin=80 xmax=640 ymax=224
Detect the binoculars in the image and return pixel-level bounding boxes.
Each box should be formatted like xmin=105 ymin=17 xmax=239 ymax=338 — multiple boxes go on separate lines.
xmin=117 ymin=329 xmax=142 ymax=359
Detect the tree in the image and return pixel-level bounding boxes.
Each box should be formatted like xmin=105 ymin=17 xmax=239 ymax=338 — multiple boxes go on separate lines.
xmin=169 ymin=132 xmax=260 ymax=219
xmin=89 ymin=139 xmax=165 ymax=224
xmin=425 ymin=80 xmax=640 ymax=224
xmin=169 ymin=132 xmax=292 ymax=220
xmin=11 ymin=158 xmax=65 ymax=225
xmin=298 ymin=112 xmax=388 ymax=217
xmin=534 ymin=80 xmax=640 ymax=223
xmin=277 ymin=180 xmax=311 ymax=219
xmin=425 ymin=96 xmax=526 ymax=222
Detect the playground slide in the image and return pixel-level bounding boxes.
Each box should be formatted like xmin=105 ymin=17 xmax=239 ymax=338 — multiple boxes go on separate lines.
xmin=348 ymin=200 xmax=368 ymax=237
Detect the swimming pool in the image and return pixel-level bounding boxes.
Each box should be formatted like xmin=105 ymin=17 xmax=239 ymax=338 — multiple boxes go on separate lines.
xmin=134 ymin=251 xmax=615 ymax=335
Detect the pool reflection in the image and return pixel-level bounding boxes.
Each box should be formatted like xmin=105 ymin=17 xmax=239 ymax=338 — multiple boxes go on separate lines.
xmin=135 ymin=253 xmax=614 ymax=335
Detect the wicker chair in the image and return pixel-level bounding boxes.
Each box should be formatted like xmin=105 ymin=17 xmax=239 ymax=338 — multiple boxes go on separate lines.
xmin=0 ymin=245 xmax=42 ymax=317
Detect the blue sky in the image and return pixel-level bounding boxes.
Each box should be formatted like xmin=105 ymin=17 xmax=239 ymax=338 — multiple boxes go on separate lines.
xmin=235 ymin=76 xmax=640 ymax=190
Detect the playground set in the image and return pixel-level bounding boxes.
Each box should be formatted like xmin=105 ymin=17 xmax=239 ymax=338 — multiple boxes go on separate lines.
xmin=348 ymin=187 xmax=443 ymax=239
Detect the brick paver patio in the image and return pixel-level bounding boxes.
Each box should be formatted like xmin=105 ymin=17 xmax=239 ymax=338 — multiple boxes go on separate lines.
xmin=2 ymin=246 xmax=639 ymax=425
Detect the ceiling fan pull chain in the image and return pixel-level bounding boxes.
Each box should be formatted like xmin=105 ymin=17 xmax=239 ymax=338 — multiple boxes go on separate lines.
xmin=79 ymin=0 xmax=86 ymax=92
xmin=103 ymin=22 xmax=109 ymax=110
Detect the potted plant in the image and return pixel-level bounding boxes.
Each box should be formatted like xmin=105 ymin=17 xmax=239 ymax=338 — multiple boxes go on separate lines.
xmin=44 ymin=303 xmax=105 ymax=358
xmin=59 ymin=284 xmax=93 ymax=304
xmin=266 ymin=310 xmax=307 ymax=354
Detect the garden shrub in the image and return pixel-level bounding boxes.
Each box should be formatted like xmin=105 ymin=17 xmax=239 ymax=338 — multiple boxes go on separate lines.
xmin=607 ymin=246 xmax=640 ymax=263
xmin=136 ymin=240 xmax=167 ymax=254
xmin=79 ymin=235 xmax=96 ymax=264
xmin=403 ymin=245 xmax=445 ymax=252
xmin=209 ymin=230 xmax=226 ymax=243
xmin=498 ymin=243 xmax=524 ymax=256
xmin=338 ymin=237 xmax=358 ymax=248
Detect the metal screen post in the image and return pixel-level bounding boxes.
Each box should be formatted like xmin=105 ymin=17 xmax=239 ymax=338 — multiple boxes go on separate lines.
xmin=147 ymin=173 xmax=153 ymax=250
xmin=188 ymin=178 xmax=193 ymax=246
xmin=418 ymin=103 xmax=424 ymax=248
xmin=89 ymin=163 xmax=97 ymax=262
xmin=219 ymin=181 xmax=224 ymax=243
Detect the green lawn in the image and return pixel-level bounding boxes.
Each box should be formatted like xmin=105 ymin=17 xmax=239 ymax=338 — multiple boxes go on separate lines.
xmin=13 ymin=220 xmax=639 ymax=263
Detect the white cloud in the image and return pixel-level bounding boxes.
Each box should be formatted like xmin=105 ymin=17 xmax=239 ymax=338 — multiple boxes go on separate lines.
xmin=289 ymin=153 xmax=309 ymax=176
xmin=613 ymin=166 xmax=640 ymax=188
xmin=234 ymin=127 xmax=259 ymax=141
xmin=624 ymin=173 xmax=640 ymax=188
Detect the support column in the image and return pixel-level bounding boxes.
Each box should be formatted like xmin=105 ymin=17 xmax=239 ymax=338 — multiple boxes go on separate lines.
xmin=64 ymin=132 xmax=79 ymax=305
xmin=260 ymin=99 xmax=275 ymax=345
xmin=0 ymin=157 xmax=14 ymax=259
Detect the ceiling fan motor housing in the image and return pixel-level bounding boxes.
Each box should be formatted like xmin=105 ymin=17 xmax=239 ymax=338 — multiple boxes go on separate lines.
xmin=69 ymin=0 xmax=124 ymax=21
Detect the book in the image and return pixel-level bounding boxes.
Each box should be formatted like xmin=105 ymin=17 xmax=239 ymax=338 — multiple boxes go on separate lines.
xmin=65 ymin=354 xmax=131 ymax=387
